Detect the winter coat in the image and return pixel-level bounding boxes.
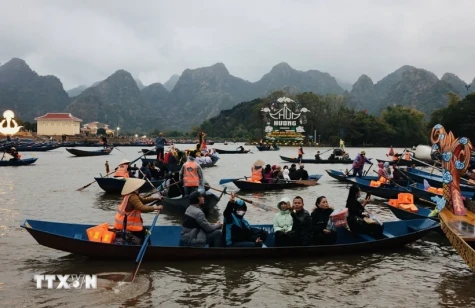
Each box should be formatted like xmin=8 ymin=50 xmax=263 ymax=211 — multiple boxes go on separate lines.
xmin=273 ymin=203 xmax=293 ymax=233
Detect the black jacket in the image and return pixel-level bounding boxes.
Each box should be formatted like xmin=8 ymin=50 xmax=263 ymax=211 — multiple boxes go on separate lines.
xmin=311 ymin=208 xmax=334 ymax=235
xmin=295 ymin=168 xmax=309 ymax=180
xmin=346 ymin=198 xmax=365 ymax=218
xmin=291 ymin=209 xmax=312 ymax=246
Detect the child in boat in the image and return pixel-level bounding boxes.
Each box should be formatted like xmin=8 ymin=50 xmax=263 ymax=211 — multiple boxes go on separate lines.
xmin=311 ymin=196 xmax=337 ymax=245
xmin=273 ymin=197 xmax=295 ymax=246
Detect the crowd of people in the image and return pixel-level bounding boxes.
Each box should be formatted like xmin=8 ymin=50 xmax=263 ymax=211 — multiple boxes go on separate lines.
xmin=249 ymin=160 xmax=309 ymax=183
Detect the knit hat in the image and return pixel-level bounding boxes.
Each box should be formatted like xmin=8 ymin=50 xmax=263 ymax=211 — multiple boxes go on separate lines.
xmin=189 ymin=190 xmax=204 ymax=204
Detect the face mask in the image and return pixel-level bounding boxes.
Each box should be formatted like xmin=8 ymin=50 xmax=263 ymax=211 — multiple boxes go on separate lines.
xmin=236 ymin=211 xmax=246 ymax=216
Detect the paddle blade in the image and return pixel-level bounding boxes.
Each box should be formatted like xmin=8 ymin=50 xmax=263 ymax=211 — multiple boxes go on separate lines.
xmin=219 ymin=178 xmax=239 ymax=185
xmin=76 ymin=182 xmax=92 ymax=191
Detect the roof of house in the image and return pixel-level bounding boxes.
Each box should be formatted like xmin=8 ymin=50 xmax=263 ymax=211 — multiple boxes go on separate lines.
xmin=34 ymin=113 xmax=82 ymax=122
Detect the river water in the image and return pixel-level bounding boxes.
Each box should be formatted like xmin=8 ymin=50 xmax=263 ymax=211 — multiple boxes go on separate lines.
xmin=1 ymin=145 xmax=474 ymax=307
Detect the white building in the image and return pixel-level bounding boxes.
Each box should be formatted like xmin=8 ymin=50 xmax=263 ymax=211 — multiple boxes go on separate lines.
xmin=35 ymin=113 xmax=82 ymax=135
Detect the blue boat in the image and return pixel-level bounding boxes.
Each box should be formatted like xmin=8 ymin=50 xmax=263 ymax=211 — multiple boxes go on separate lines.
xmin=402 ymin=168 xmax=475 ymax=192
xmin=0 ymin=157 xmax=38 ymax=166
xmin=20 ymin=218 xmax=439 ymax=260
xmin=232 ymin=175 xmax=323 ymax=191
xmin=382 ymin=202 xmax=439 ymax=222
xmin=409 ymin=182 xmax=474 ymax=201
xmin=348 ymin=177 xmax=411 ymax=200
xmin=95 ymin=177 xmax=164 ymax=194
xmin=325 ymin=169 xmax=378 ymax=183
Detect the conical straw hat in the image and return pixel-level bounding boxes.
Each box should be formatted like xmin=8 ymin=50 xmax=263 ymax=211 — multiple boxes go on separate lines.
xmin=120 ymin=159 xmax=131 ymax=165
xmin=121 ymin=178 xmax=146 ymax=195
xmin=254 ymin=159 xmax=265 ymax=167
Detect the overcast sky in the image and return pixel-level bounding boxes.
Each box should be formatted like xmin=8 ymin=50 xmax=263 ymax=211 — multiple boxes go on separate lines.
xmin=1 ymin=0 xmax=474 ymax=89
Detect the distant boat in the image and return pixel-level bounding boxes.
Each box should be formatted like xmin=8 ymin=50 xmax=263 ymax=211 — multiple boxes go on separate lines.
xmin=0 ymin=157 xmax=38 ymax=166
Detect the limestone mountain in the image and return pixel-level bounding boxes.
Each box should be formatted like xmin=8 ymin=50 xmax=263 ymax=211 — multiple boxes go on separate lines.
xmin=380 ymin=68 xmax=456 ymax=117
xmin=255 ymin=62 xmax=344 ymax=96
xmin=348 ymin=74 xmax=379 ymax=113
xmin=336 ymin=78 xmax=354 ymax=91
xmin=67 ymin=85 xmax=88 ymax=97
xmin=0 ymin=58 xmax=70 ymax=121
xmin=164 ymin=74 xmax=180 ymax=91
xmin=441 ymin=73 xmax=468 ymax=97
xmin=161 ymin=63 xmax=256 ymax=131
xmin=135 ymin=78 xmax=145 ymax=90
xmin=65 ymin=69 xmax=151 ymax=131
xmin=469 ymin=77 xmax=475 ymax=94
xmin=141 ymin=83 xmax=169 ymax=107
xmin=374 ymin=65 xmax=416 ymax=98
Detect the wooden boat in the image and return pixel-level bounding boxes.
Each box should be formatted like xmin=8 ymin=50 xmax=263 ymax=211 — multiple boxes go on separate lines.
xmin=409 ymin=182 xmax=474 ymax=201
xmin=428 ymin=124 xmax=475 ymax=272
xmin=256 ymin=145 xmax=280 ymax=151
xmin=402 ymin=167 xmax=475 ymax=192
xmin=232 ymin=175 xmax=322 ymax=191
xmin=141 ymin=148 xmax=157 ymax=156
xmin=20 ymin=218 xmax=439 ymax=260
xmin=215 ymin=149 xmax=250 ymax=154
xmin=376 ymin=158 xmax=427 ymax=167
xmin=382 ymin=202 xmax=439 ymax=222
xmin=0 ymin=157 xmax=38 ymax=166
xmin=162 ymin=192 xmax=222 ymax=216
xmin=280 ymin=155 xmax=353 ymax=164
xmin=95 ymin=177 xmax=164 ymax=194
xmin=348 ymin=177 xmax=410 ymax=200
xmin=140 ymin=158 xmax=218 ymax=172
xmin=325 ymin=169 xmax=378 ymax=183
xmin=66 ymin=147 xmax=113 ymax=157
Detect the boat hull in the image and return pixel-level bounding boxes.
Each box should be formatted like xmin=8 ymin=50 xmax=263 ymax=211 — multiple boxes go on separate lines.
xmin=280 ymin=155 xmax=353 ymax=164
xmin=325 ymin=169 xmax=378 ymax=183
xmin=232 ymin=176 xmax=321 ymax=191
xmin=21 ymin=219 xmax=439 ymax=260
xmin=256 ymin=146 xmax=280 ymax=151
xmin=66 ymin=148 xmax=113 ymax=157
xmin=215 ymin=149 xmax=250 ymax=154
xmin=376 ymin=158 xmax=427 ymax=167
xmin=95 ymin=177 xmax=164 ymax=194
xmin=349 ymin=177 xmax=410 ymax=199
xmin=0 ymin=157 xmax=38 ymax=166
xmin=402 ymin=167 xmax=475 ymax=192
xmin=140 ymin=158 xmax=218 ymax=172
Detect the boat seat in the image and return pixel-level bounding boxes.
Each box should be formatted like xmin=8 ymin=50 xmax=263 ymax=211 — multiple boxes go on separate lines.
xmin=382 ymin=232 xmax=395 ymax=238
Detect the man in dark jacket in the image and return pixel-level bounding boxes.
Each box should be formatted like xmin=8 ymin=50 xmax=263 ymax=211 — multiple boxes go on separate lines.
xmin=288 ymin=164 xmax=298 ymax=180
xmin=291 ymin=196 xmax=312 ymax=246
xmin=295 ymin=164 xmax=309 ymax=180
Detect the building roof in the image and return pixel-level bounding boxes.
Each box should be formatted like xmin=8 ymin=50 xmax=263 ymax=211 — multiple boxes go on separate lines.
xmin=35 ymin=113 xmax=82 ymax=122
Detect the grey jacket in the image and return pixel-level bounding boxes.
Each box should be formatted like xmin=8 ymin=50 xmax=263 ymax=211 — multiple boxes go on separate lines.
xmin=180 ymin=204 xmax=221 ymax=247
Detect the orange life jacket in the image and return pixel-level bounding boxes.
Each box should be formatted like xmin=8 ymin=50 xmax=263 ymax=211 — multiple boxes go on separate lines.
xmin=183 ymin=161 xmax=199 ymax=187
xmin=392 ymin=155 xmax=398 ymax=161
xmin=404 ymin=152 xmax=411 ymax=160
xmin=164 ymin=152 xmax=170 ymax=163
xmin=378 ymin=176 xmax=388 ymax=184
xmin=298 ymin=148 xmax=303 ymax=155
xmin=250 ymin=167 xmax=263 ymax=182
xmin=114 ymin=194 xmax=143 ymax=231
xmin=114 ymin=164 xmax=129 ymax=178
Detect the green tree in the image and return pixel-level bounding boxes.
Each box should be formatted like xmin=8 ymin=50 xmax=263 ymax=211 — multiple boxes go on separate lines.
xmin=381 ymin=106 xmax=427 ymax=146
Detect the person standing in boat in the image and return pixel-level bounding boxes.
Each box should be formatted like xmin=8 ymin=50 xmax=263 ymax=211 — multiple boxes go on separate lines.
xmin=352 ymin=151 xmax=372 ymax=177
xmin=290 ymin=196 xmax=312 ymax=246
xmin=223 ymin=193 xmax=268 ymax=247
xmin=155 ymin=132 xmax=167 ymax=161
xmin=180 ymin=191 xmax=223 ymax=247
xmin=311 ymin=196 xmax=337 ymax=245
xmin=101 ymin=136 xmax=108 ymax=149
xmin=114 ymin=178 xmax=163 ymax=244
xmin=345 ymin=184 xmax=383 ymax=239
xmin=179 ymin=151 xmax=204 ymax=196
xmin=314 ymin=151 xmax=321 ymax=161
xmin=297 ymin=146 xmax=304 ymax=162
xmin=114 ymin=159 xmax=131 ymax=178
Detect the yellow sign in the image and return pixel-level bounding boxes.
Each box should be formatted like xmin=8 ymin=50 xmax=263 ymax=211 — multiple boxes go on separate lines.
xmin=0 ymin=110 xmax=22 ymax=135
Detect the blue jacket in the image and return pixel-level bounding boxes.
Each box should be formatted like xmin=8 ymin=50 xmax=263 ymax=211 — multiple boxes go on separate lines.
xmin=155 ymin=137 xmax=166 ymax=149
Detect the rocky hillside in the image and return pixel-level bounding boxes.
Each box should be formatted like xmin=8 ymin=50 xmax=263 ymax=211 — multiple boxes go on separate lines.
xmin=441 ymin=73 xmax=468 ymax=97
xmin=348 ymin=74 xmax=379 ymax=114
xmin=0 ymin=58 xmax=70 ymax=121
xmin=65 ymin=70 xmax=150 ymax=131
xmin=67 ymin=85 xmax=88 ymax=97
xmin=164 ymin=74 xmax=180 ymax=91
xmin=141 ymin=83 xmax=169 ymax=107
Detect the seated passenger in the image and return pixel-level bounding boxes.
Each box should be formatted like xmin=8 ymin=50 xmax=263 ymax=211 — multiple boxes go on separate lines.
xmin=346 ymin=184 xmax=384 ymax=239
xmin=223 ymin=193 xmax=268 ymax=247
xmin=315 ymin=151 xmax=321 ymax=160
xmin=263 ymin=164 xmax=273 ymax=183
xmin=290 ymin=196 xmax=312 ymax=246
xmin=272 ymin=165 xmax=284 ymax=183
xmin=311 ymin=196 xmax=337 ymax=245
xmin=273 ymin=197 xmax=295 ymax=247
xmin=180 ymin=191 xmax=223 ymax=247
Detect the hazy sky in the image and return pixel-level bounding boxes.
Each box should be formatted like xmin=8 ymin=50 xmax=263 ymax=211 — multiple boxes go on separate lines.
xmin=1 ymin=0 xmax=474 ymax=89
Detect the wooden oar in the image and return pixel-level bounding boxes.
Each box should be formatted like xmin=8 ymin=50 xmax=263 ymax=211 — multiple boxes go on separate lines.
xmin=76 ymin=148 xmax=155 ymax=191
xmin=363 ymin=163 xmax=374 ymax=176
xmin=129 ymin=210 xmax=160 ymax=282
xmin=206 ymin=185 xmax=276 ymax=212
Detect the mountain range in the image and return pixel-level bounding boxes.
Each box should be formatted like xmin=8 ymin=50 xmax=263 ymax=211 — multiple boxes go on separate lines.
xmin=0 ymin=57 xmax=473 ymax=132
